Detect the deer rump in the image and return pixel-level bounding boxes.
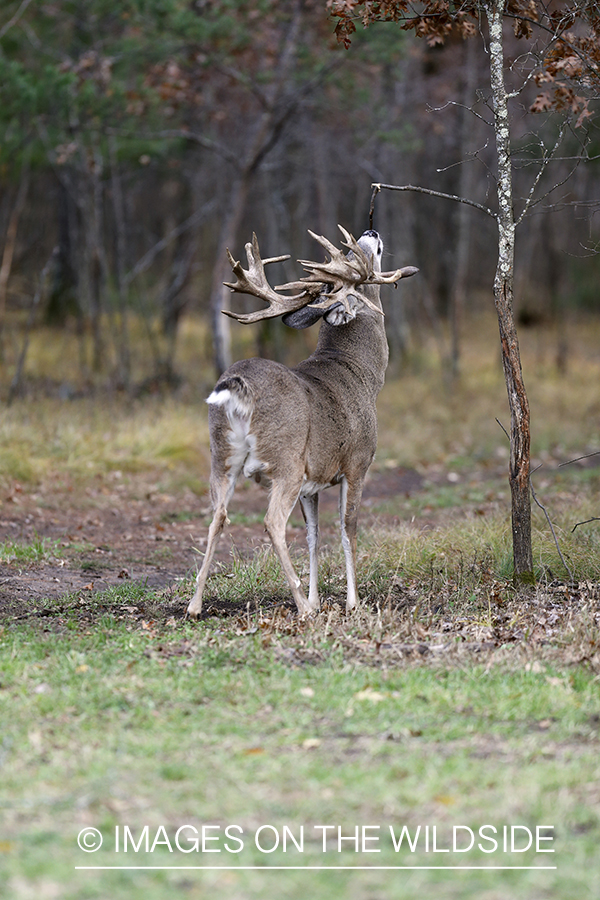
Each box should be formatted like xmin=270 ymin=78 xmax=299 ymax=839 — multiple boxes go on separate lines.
xmin=208 ymin=351 xmax=378 ymax=498
xmin=186 ymin=228 xmax=417 ymax=618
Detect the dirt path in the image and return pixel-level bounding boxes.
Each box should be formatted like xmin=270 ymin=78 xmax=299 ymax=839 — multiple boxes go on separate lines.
xmin=0 ymin=467 xmax=426 ymax=615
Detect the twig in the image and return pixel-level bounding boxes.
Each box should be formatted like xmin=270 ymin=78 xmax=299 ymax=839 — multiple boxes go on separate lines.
xmin=515 ymin=121 xmax=568 ymax=226
xmin=495 ymin=417 xmax=510 ymax=441
xmin=371 ymin=182 xmax=498 ymax=221
xmin=369 ymin=184 xmax=380 ymax=229
xmin=559 ymin=450 xmax=600 ymax=468
xmin=0 ymin=0 xmax=34 ymax=39
xmin=124 ymin=200 xmax=216 ymax=286
xmin=572 ymin=518 xmax=600 ymax=533
xmin=529 ymin=464 xmax=574 ymax=584
xmin=426 ymin=99 xmax=492 ymax=127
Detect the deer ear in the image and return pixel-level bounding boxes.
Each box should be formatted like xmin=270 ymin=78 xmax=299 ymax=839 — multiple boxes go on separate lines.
xmin=282 ymin=306 xmax=325 ymax=329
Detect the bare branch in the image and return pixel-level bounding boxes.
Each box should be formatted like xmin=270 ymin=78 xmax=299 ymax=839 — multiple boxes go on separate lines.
xmin=572 ymin=518 xmax=600 ymax=533
xmin=372 ymin=183 xmax=498 ymax=220
xmin=426 ymin=99 xmax=492 ymax=128
xmin=124 ymin=200 xmax=217 ymax=287
xmin=213 ymin=63 xmax=270 ymax=109
xmin=515 ymin=120 xmax=569 ymax=226
xmin=559 ymin=450 xmax=600 ymax=468
xmin=530 ymin=464 xmax=574 ymax=584
xmin=495 ymin=417 xmax=510 ymax=441
xmin=435 ymin=139 xmax=491 ymax=174
xmin=516 ymin=161 xmax=581 ymax=221
xmin=8 ymin=246 xmax=58 ymax=406
xmin=506 ymin=66 xmax=538 ymax=100
xmin=0 ymin=0 xmax=34 ymax=40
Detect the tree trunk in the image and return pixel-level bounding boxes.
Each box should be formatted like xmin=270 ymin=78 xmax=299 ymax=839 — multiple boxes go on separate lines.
xmin=46 ymin=178 xmax=80 ymax=326
xmin=210 ymin=173 xmax=250 ymax=376
xmin=487 ymin=0 xmax=534 ymax=581
xmin=0 ymin=149 xmax=31 ymax=353
xmin=89 ymin=152 xmax=106 ymax=374
xmin=108 ymin=135 xmax=131 ymax=387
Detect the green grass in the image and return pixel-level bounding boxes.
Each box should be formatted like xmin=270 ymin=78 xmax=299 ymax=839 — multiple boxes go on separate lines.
xmin=0 ymin=535 xmax=62 ymax=564
xmin=1 ymin=600 xmax=600 ymax=899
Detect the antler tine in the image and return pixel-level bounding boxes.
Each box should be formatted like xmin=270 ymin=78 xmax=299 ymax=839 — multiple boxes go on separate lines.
xmin=293 ymin=227 xmax=381 ymax=317
xmin=298 ymin=230 xmax=364 ymax=283
xmin=337 ymin=225 xmax=372 ymax=272
xmin=375 ymin=265 xmax=420 ymax=284
xmin=305 ymin=229 xmax=342 ymax=260
xmin=222 ymin=232 xmax=311 ymax=324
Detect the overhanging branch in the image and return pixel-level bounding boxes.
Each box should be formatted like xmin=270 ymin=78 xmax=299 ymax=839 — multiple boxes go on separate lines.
xmin=370 ymin=183 xmax=498 ymax=223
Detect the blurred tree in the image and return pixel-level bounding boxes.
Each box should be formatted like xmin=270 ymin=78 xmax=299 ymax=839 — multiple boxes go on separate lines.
xmin=0 ymin=1 xmax=353 ymax=379
xmin=0 ymin=0 xmax=596 ymax=403
xmin=138 ymin=0 xmax=348 ymax=374
xmin=327 ymin=0 xmax=600 ymax=582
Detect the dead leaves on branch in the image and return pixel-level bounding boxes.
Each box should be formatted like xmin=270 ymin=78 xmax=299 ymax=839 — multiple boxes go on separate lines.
xmin=328 ymin=0 xmax=600 ymax=124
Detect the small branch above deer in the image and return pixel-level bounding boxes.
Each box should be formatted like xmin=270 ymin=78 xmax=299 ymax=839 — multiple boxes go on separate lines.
xmin=222 ymin=225 xmax=418 ymax=324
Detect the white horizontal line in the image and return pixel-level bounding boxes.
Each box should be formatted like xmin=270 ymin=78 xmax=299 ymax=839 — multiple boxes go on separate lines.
xmin=75 ymin=865 xmax=558 ymax=871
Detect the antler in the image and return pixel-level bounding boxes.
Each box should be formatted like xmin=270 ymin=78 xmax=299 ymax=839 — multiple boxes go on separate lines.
xmin=221 ymin=233 xmax=318 ymax=324
xmin=223 ymin=226 xmax=417 ymax=323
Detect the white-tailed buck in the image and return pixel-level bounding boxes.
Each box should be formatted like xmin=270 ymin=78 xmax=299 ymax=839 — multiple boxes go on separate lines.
xmin=187 ymin=227 xmax=417 ymax=618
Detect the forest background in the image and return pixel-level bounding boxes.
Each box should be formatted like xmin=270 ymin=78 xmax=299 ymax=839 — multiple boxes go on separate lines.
xmin=1 ymin=0 xmax=598 ymax=392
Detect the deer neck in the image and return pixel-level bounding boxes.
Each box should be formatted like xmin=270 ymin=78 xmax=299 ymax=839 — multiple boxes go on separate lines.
xmin=308 ymin=287 xmax=388 ymax=392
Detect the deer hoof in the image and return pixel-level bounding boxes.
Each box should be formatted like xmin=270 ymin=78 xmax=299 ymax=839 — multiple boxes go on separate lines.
xmin=186 ymin=600 xmax=202 ymax=620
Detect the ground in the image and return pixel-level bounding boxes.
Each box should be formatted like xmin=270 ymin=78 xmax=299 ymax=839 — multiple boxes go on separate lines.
xmin=2 ymin=458 xmax=599 ymax=674
xmin=0 ymin=465 xmax=425 ymax=620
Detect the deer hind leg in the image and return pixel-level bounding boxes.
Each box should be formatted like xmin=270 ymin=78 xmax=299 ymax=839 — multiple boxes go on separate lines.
xmin=265 ymin=478 xmax=317 ymax=616
xmin=299 ymin=493 xmax=319 ymax=610
xmin=187 ymin=470 xmax=238 ymax=619
xmin=339 ymin=474 xmax=365 ymax=611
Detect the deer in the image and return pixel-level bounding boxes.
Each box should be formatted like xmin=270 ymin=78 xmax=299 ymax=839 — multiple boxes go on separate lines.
xmin=186 ymin=226 xmax=418 ymax=619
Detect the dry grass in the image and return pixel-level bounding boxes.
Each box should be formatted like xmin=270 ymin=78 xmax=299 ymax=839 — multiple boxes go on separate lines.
xmin=377 ymin=312 xmax=600 ymax=469
xmin=1 ymin=310 xmax=599 ymax=483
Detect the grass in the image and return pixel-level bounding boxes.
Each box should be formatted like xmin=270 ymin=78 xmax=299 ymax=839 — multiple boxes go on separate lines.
xmin=1 ymin=311 xmax=600 ymax=898
xmin=1 ymin=593 xmax=600 ymax=899
xmin=0 ymin=535 xmax=62 ymax=564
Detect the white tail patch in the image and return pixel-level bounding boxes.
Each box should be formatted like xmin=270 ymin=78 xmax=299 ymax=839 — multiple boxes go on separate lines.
xmin=207 ymin=385 xmax=264 ymax=478
xmin=206 ymin=386 xmax=253 ymax=420
xmin=206 ymin=387 xmax=231 ymax=406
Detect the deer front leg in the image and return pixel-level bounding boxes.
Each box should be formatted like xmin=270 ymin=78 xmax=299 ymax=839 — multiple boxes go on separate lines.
xmin=265 ymin=480 xmax=317 ymax=616
xmin=339 ymin=475 xmax=364 ymax=611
